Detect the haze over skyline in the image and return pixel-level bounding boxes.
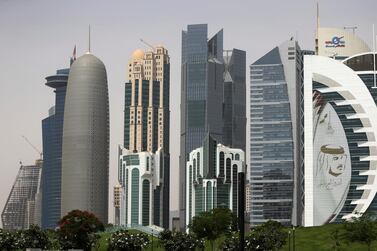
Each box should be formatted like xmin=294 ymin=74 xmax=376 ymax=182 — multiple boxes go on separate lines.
xmin=0 ymin=0 xmax=376 ymax=224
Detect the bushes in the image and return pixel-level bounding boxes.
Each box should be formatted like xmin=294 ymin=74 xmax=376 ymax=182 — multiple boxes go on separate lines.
xmin=221 ymin=221 xmax=287 ymax=251
xmin=108 ymin=229 xmax=150 ymax=250
xmin=159 ymin=229 xmax=204 ymax=251
xmin=0 ymin=225 xmax=52 ymax=250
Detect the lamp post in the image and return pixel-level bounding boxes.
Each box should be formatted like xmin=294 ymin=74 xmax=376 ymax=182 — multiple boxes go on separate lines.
xmin=238 ymin=165 xmax=246 ymax=251
xmin=292 ymin=226 xmax=296 ymax=251
xmin=151 ymin=228 xmax=154 ymax=251
xmin=288 ymin=230 xmax=291 ymax=251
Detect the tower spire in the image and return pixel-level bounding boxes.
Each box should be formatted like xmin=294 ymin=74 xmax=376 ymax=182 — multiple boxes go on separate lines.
xmin=88 ymin=25 xmax=91 ymax=53
xmin=315 ymin=2 xmax=320 ymax=55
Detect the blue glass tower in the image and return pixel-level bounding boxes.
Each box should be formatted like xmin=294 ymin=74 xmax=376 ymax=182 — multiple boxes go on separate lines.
xmin=249 ymin=39 xmax=303 ymax=226
xmin=41 ymin=67 xmax=69 ymax=229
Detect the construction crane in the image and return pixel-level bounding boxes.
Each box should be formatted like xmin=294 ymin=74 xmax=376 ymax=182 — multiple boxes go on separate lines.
xmin=140 ymin=39 xmax=155 ymax=51
xmin=22 ymin=135 xmax=43 ymax=160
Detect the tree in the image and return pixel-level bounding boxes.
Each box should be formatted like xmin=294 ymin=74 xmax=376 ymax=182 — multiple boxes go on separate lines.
xmin=159 ymin=229 xmax=204 ymax=251
xmin=190 ymin=208 xmax=236 ymax=251
xmin=58 ymin=210 xmax=104 ymax=251
xmin=344 ymin=213 xmax=377 ymax=251
xmin=245 ymin=220 xmax=287 ymax=251
xmin=108 ymin=229 xmax=150 ymax=251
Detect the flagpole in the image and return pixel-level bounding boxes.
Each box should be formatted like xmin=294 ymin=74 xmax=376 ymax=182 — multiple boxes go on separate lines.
xmin=373 ymin=24 xmax=376 ymax=88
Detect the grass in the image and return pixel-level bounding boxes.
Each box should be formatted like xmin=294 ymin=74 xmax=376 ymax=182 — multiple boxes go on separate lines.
xmin=96 ymin=224 xmax=377 ymax=251
xmin=281 ymin=223 xmax=377 ymax=251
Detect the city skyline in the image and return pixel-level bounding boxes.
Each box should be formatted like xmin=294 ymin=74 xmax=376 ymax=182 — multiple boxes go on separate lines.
xmin=0 ymin=0 xmax=376 ymax=225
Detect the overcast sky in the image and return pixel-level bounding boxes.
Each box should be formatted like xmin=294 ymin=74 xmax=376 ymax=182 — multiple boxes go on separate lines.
xmin=0 ymin=0 xmax=376 ymax=224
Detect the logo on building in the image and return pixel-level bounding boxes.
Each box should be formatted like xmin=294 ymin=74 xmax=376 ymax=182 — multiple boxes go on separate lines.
xmin=325 ymin=36 xmax=345 ymax=48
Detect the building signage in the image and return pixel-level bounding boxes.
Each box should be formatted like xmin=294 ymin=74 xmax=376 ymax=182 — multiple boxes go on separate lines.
xmin=325 ymin=36 xmax=345 ymax=48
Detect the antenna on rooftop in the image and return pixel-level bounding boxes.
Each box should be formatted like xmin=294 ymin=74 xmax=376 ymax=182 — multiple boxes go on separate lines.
xmin=344 ymin=26 xmax=358 ymax=34
xmin=88 ymin=25 xmax=91 ymax=53
xmin=373 ymin=24 xmax=377 ymax=89
xmin=315 ymin=2 xmax=320 ymax=55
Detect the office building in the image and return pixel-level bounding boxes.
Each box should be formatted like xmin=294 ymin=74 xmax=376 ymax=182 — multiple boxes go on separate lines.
xmin=120 ymin=46 xmax=170 ymax=228
xmin=41 ymin=66 xmax=69 ymax=229
xmin=61 ymin=52 xmax=109 ymax=224
xmin=185 ymin=134 xmax=245 ymax=227
xmin=303 ymin=53 xmax=377 ymax=226
xmin=249 ymin=39 xmax=303 ymax=226
xmin=180 ymin=24 xmax=246 ymax=228
xmin=113 ymin=184 xmax=121 ymax=226
xmin=2 ymin=160 xmax=42 ymax=230
xmin=315 ymin=5 xmax=370 ymax=59
xmin=118 ymin=148 xmax=165 ymax=226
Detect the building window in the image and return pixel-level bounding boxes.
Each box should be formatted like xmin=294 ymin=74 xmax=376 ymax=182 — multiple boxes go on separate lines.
xmin=142 ymin=179 xmax=150 ymax=226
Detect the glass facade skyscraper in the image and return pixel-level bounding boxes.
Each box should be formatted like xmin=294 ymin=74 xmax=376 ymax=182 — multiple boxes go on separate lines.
xmin=180 ymin=24 xmax=246 ymax=229
xmin=41 ymin=67 xmax=69 ymax=229
xmin=2 ymin=160 xmax=42 ymax=230
xmin=249 ymin=39 xmax=303 ymax=226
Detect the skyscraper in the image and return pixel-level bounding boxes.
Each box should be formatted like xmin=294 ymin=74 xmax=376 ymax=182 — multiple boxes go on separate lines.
xmin=118 ymin=148 xmax=165 ymax=226
xmin=180 ymin=24 xmax=246 ymax=228
xmin=41 ymin=67 xmax=69 ymax=229
xmin=185 ymin=134 xmax=245 ymax=227
xmin=119 ymin=46 xmax=170 ymax=228
xmin=61 ymin=52 xmax=109 ymax=224
xmin=2 ymin=160 xmax=43 ymax=230
xmin=303 ymin=52 xmax=377 ymax=226
xmin=249 ymin=39 xmax=303 ymax=226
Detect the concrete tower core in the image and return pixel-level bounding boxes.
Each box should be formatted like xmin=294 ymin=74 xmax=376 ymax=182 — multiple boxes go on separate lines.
xmin=61 ymin=53 xmax=109 ymax=224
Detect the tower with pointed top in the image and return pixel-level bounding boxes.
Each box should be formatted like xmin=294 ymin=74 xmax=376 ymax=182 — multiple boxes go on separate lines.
xmin=180 ymin=24 xmax=246 ymax=229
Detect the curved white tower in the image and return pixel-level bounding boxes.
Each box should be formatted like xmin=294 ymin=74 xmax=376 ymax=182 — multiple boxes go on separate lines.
xmin=61 ymin=53 xmax=109 ymax=223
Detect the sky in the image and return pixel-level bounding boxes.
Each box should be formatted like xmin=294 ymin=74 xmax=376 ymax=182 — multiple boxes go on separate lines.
xmin=0 ymin=0 xmax=376 ymax=224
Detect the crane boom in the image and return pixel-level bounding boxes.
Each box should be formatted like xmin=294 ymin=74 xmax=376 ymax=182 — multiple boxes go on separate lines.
xmin=22 ymin=135 xmax=42 ymax=159
xmin=140 ymin=39 xmax=155 ymax=50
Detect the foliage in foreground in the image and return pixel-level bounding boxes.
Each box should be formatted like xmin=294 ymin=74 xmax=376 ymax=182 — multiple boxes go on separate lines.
xmin=190 ymin=208 xmax=236 ymax=250
xmin=108 ymin=229 xmax=150 ymax=251
xmin=58 ymin=209 xmax=104 ymax=251
xmin=344 ymin=213 xmax=377 ymax=251
xmin=0 ymin=225 xmax=54 ymax=250
xmin=221 ymin=221 xmax=287 ymax=251
xmin=159 ymin=229 xmax=204 ymax=251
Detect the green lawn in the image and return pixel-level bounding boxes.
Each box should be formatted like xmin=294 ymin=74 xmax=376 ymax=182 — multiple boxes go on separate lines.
xmin=281 ymin=224 xmax=377 ymax=251
xmin=97 ymin=224 xmax=377 ymax=251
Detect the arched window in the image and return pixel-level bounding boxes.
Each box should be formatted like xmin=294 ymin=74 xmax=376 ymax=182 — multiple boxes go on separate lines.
xmin=226 ymin=158 xmax=231 ymax=182
xmin=193 ymin=159 xmax=196 ymax=180
xmin=219 ymin=152 xmax=225 ymax=177
xmin=131 ymin=169 xmax=140 ymax=225
xmin=142 ymin=179 xmax=150 ymax=226
xmin=206 ymin=181 xmax=213 ymax=211
xmin=235 ymin=153 xmax=240 ymax=161
xmin=197 ymin=152 xmax=201 ymax=175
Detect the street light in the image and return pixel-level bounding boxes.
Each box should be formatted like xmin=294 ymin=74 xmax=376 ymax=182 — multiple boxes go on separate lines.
xmin=288 ymin=230 xmax=291 ymax=251
xmin=292 ymin=226 xmax=296 ymax=251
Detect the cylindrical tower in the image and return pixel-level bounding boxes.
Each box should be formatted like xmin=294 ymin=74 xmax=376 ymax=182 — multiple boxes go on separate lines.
xmin=61 ymin=53 xmax=109 ymax=223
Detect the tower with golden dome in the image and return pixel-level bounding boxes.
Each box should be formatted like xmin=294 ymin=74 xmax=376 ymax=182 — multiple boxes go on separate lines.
xmin=117 ymin=46 xmax=170 ymax=228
